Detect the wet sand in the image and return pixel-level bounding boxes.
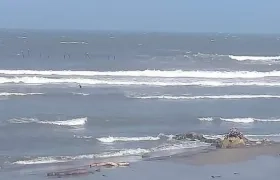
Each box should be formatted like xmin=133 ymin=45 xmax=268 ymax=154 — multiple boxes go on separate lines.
xmin=2 ymin=144 xmax=280 ymax=180
xmin=185 ymin=144 xmax=280 ymax=165
xmin=68 ymin=155 xmax=280 ymax=180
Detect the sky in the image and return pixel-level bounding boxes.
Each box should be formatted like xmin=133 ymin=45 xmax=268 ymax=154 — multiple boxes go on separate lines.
xmin=0 ymin=0 xmax=279 ymax=33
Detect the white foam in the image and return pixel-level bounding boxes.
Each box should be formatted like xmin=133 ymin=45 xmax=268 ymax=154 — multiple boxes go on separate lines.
xmin=13 ymin=148 xmax=149 ymax=165
xmin=2 ymin=76 xmax=280 ymax=87
xmin=96 ymin=148 xmax=150 ymax=158
xmin=134 ymin=95 xmax=280 ymax=100
xmin=74 ymin=135 xmax=93 ymax=139
xmin=153 ymin=141 xmax=209 ymax=152
xmin=13 ymin=141 xmax=210 ymax=165
xmin=17 ymin=36 xmax=27 ymax=39
xmin=97 ymin=136 xmax=160 ymax=143
xmin=203 ymin=134 xmax=280 ymax=142
xmin=0 ymin=76 xmax=189 ymax=86
xmin=220 ymin=118 xmax=255 ymax=123
xmin=203 ymin=135 xmax=224 ymax=140
xmin=72 ymin=92 xmax=90 ymax=96
xmin=60 ymin=41 xmax=88 ymax=44
xmin=39 ymin=117 xmax=87 ymax=126
xmin=198 ymin=117 xmax=280 ymax=123
xmin=2 ymin=69 xmax=280 ymax=78
xmin=13 ymin=157 xmax=66 ymax=165
xmin=8 ymin=117 xmax=87 ymax=126
xmin=220 ymin=117 xmax=280 ymax=123
xmin=198 ymin=117 xmax=214 ymax=121
xmin=8 ymin=118 xmax=39 ymax=124
xmin=229 ymin=55 xmax=280 ymax=61
xmin=0 ymin=92 xmax=43 ymax=96
xmin=246 ymin=134 xmax=280 ymax=137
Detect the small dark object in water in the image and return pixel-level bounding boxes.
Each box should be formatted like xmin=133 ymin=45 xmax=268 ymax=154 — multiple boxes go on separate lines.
xmin=79 ymin=84 xmax=82 ymax=88
xmin=211 ymin=175 xmax=221 ymax=178
xmin=234 ymin=172 xmax=239 ymax=175
xmin=96 ymin=168 xmax=101 ymax=172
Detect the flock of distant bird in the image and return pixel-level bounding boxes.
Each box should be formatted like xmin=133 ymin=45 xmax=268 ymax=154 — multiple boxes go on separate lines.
xmin=18 ymin=49 xmax=116 ymax=60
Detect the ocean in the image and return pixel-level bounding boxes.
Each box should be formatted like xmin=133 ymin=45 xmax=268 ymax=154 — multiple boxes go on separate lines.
xmin=1 ymin=29 xmax=280 ymax=179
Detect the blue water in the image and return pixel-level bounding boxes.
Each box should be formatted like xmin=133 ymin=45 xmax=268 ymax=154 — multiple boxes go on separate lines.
xmin=1 ymin=29 xmax=280 ymax=179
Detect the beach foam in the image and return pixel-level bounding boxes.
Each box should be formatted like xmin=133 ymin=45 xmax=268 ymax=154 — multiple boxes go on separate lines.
xmin=1 ymin=69 xmax=280 ymax=78
xmin=60 ymin=41 xmax=88 ymax=44
xmin=0 ymin=92 xmax=43 ymax=96
xmin=12 ymin=148 xmax=148 ymax=165
xmin=13 ymin=141 xmax=209 ymax=165
xmin=198 ymin=117 xmax=280 ymax=123
xmin=133 ymin=94 xmax=280 ymax=100
xmin=8 ymin=117 xmax=87 ymax=127
xmin=13 ymin=157 xmax=66 ymax=165
xmin=220 ymin=118 xmax=280 ymax=123
xmin=97 ymin=136 xmax=161 ymax=143
xmin=229 ymin=55 xmax=280 ymax=61
xmin=1 ymin=76 xmax=280 ymax=87
xmin=39 ymin=117 xmax=87 ymax=126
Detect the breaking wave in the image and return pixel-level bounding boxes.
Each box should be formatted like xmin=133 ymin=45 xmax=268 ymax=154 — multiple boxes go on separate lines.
xmin=97 ymin=136 xmax=161 ymax=143
xmin=132 ymin=94 xmax=280 ymax=100
xmin=0 ymin=92 xmax=43 ymax=96
xmin=229 ymin=55 xmax=280 ymax=61
xmin=1 ymin=69 xmax=280 ymax=87
xmin=199 ymin=117 xmax=280 ymax=123
xmin=13 ymin=141 xmax=208 ymax=165
xmin=13 ymin=157 xmax=66 ymax=165
xmin=60 ymin=41 xmax=88 ymax=44
xmin=2 ymin=77 xmax=280 ymax=87
xmin=8 ymin=117 xmax=87 ymax=126
xmin=2 ymin=69 xmax=280 ymax=78
xmin=221 ymin=118 xmax=280 ymax=123
xmin=72 ymin=92 xmax=90 ymax=96
xmin=198 ymin=117 xmax=214 ymax=121
xmin=12 ymin=148 xmax=149 ymax=165
xmin=40 ymin=117 xmax=87 ymax=126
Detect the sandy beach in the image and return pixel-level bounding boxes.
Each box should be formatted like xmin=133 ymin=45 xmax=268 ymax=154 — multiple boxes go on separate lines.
xmin=2 ymin=144 xmax=280 ymax=180
xmin=51 ymin=154 xmax=279 ymax=180
xmin=173 ymin=144 xmax=280 ymax=166
xmin=90 ymin=145 xmax=280 ymax=180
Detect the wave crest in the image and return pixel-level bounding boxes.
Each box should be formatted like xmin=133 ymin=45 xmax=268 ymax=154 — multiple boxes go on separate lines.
xmin=229 ymin=55 xmax=280 ymax=61
xmin=132 ymin=94 xmax=280 ymax=100
xmin=8 ymin=117 xmax=87 ymax=126
xmin=0 ymin=92 xmax=43 ymax=96
xmin=199 ymin=117 xmax=280 ymax=123
xmin=96 ymin=136 xmax=161 ymax=143
xmin=2 ymin=69 xmax=280 ymax=78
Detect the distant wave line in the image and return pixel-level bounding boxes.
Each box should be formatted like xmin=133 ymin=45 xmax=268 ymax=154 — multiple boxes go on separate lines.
xmin=0 ymin=92 xmax=43 ymax=96
xmin=229 ymin=55 xmax=280 ymax=61
xmin=2 ymin=69 xmax=280 ymax=78
xmin=199 ymin=117 xmax=280 ymax=123
xmin=131 ymin=95 xmax=280 ymax=100
xmin=1 ymin=77 xmax=280 ymax=87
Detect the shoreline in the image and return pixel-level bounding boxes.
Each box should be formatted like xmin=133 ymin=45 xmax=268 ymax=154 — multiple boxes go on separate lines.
xmin=165 ymin=143 xmax=280 ymax=166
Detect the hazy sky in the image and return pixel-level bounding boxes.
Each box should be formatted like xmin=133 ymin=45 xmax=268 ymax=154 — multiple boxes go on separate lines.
xmin=0 ymin=0 xmax=279 ymax=33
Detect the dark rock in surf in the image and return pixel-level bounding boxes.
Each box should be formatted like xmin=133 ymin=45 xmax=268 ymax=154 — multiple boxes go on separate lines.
xmin=172 ymin=128 xmax=273 ymax=149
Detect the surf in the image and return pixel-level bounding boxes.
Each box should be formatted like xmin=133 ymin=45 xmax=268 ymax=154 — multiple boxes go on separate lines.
xmin=2 ymin=69 xmax=280 ymax=78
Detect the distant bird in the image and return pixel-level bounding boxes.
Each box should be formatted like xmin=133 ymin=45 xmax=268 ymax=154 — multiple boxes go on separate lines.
xmin=85 ymin=52 xmax=90 ymax=59
xmin=21 ymin=51 xmax=25 ymax=58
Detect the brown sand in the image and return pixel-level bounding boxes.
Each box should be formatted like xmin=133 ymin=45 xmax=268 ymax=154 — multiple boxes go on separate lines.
xmin=170 ymin=144 xmax=280 ymax=166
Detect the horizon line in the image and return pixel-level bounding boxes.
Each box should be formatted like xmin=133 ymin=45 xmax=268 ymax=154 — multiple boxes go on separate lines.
xmin=0 ymin=27 xmax=280 ymax=36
